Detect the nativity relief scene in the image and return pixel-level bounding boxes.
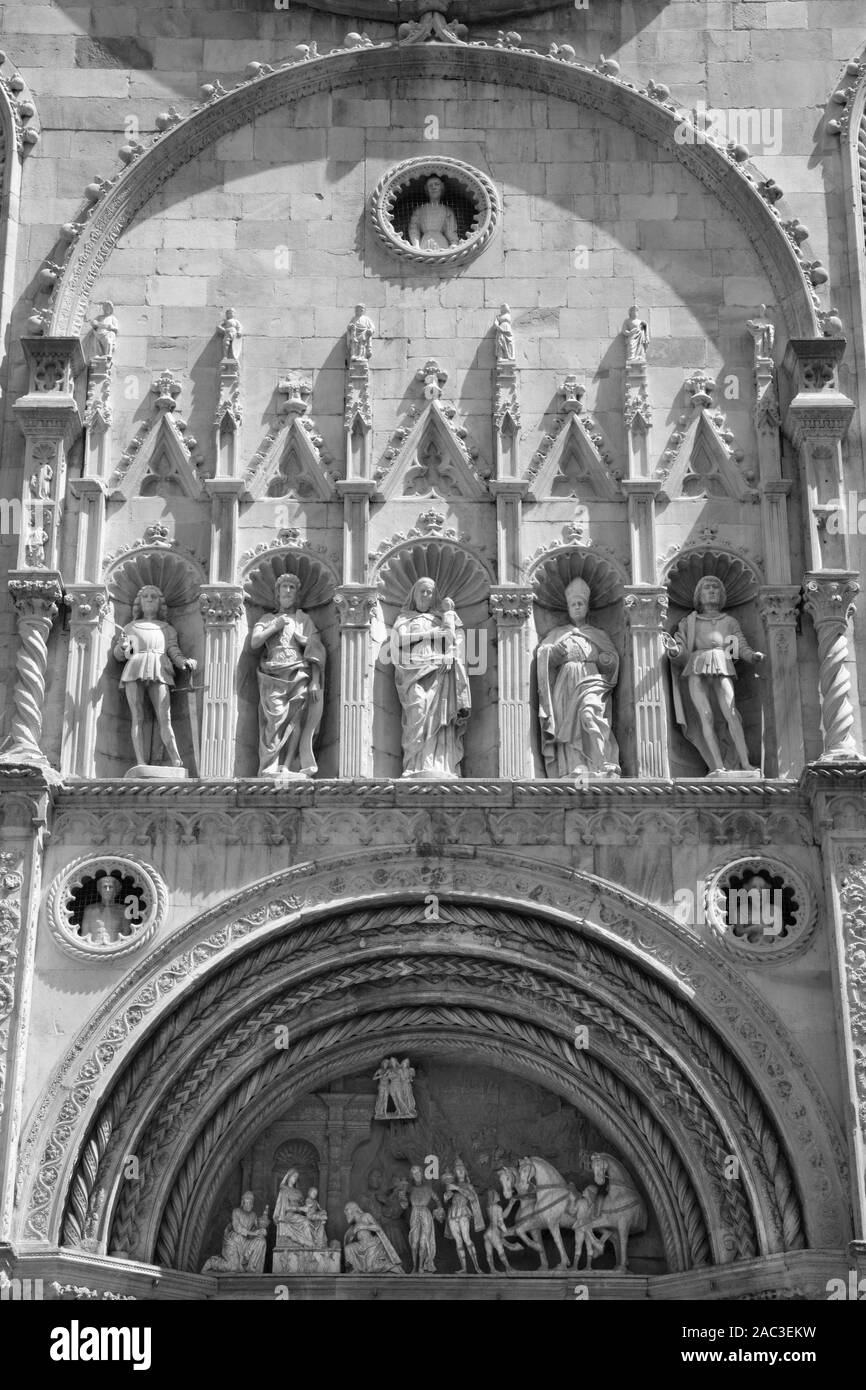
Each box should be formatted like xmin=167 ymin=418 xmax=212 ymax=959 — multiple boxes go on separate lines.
xmin=0 ymin=0 xmax=863 ymax=1308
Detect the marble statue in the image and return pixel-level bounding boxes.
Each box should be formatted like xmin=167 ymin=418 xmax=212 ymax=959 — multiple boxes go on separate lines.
xmin=402 ymin=1165 xmax=445 ymax=1274
xmin=623 ymin=305 xmax=649 ymax=363
xmin=361 ymin=1171 xmax=411 ymax=1270
xmin=343 ymin=1202 xmax=404 ymax=1275
xmin=201 ymin=1191 xmax=269 ymax=1274
xmin=483 ymin=1190 xmax=521 ymax=1274
xmin=746 ymin=304 xmax=775 ymax=359
xmin=408 ymin=175 xmax=459 ymax=251
xmin=114 ymin=585 xmax=197 ymax=772
xmin=272 ymin=1168 xmax=339 ymax=1274
xmin=494 ymin=303 xmax=516 ymax=361
xmin=91 ymin=300 xmax=119 ymax=361
xmin=373 ymin=1056 xmax=417 ymax=1119
xmin=273 ymin=1168 xmax=324 ymax=1249
xmin=219 ymin=306 xmax=243 ymax=361
xmin=536 ymin=577 xmax=621 ymax=779
xmin=498 ymin=1153 xmax=645 ymax=1273
xmin=663 ymin=575 xmax=763 ymax=776
xmin=251 ymin=572 xmax=326 ymax=778
xmin=347 ymin=303 xmax=375 ymax=361
xmin=442 ymin=1159 xmax=484 ymax=1273
xmin=78 ymin=875 xmax=138 ymax=946
xmin=390 ymin=579 xmax=471 ymax=779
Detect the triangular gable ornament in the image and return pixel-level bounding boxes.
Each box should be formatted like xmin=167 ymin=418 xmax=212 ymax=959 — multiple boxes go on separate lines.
xmin=527 ymin=376 xmax=620 ymax=500
xmin=109 ymin=372 xmax=204 ymax=499
xmin=245 ymin=376 xmax=336 ymax=501
xmin=657 ymin=372 xmax=755 ymax=502
xmin=377 ymin=361 xmax=488 ymax=501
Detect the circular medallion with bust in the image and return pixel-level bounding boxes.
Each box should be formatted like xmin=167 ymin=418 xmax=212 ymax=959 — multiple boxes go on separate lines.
xmin=371 ymin=157 xmax=501 ymax=267
xmin=77 ymin=873 xmax=141 ymax=948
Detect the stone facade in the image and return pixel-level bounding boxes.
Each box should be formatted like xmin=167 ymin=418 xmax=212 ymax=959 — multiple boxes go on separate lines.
xmin=0 ymin=0 xmax=865 ymax=1300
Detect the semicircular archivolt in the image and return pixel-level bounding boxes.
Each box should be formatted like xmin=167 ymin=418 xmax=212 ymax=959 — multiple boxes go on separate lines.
xmin=59 ymin=902 xmax=804 ymax=1272
xmin=49 ymin=45 xmax=818 ymax=338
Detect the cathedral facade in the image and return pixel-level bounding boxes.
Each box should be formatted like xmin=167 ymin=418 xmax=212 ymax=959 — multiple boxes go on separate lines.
xmin=0 ymin=0 xmax=865 ymax=1300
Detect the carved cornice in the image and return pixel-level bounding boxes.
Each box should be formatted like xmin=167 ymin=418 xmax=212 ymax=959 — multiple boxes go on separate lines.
xmin=45 ymin=47 xmax=821 ymax=340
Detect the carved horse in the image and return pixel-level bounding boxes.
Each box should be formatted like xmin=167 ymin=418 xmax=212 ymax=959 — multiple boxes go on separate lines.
xmin=497 ymin=1157 xmax=604 ymax=1272
xmin=497 ymin=1152 xmax=646 ymax=1273
xmin=573 ymin=1152 xmax=647 ymax=1272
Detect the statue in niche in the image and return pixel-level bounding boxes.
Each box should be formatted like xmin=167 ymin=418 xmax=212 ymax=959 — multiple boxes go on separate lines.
xmin=201 ymin=1191 xmax=269 ymax=1274
xmin=442 ymin=1159 xmax=484 ymax=1274
xmin=219 ymin=306 xmax=243 ymax=362
xmin=373 ymin=1056 xmax=417 ymax=1119
xmin=91 ymin=300 xmax=119 ymax=362
xmin=494 ymin=303 xmax=516 ymax=361
xmin=114 ymin=584 xmax=197 ymax=771
xmin=390 ymin=579 xmax=471 ymax=779
xmin=402 ymin=1165 xmax=445 ymax=1274
xmin=536 ymin=577 xmax=621 ymax=779
xmin=343 ymin=1202 xmax=404 ymax=1275
xmin=251 ymin=572 xmax=326 ymax=778
xmin=663 ymin=575 xmax=763 ymax=776
xmin=483 ymin=1190 xmax=521 ymax=1274
xmin=347 ymin=303 xmax=375 ymax=361
xmin=623 ymin=305 xmax=649 ymax=363
xmin=408 ymin=175 xmax=459 ymax=251
xmin=78 ymin=875 xmax=139 ymax=946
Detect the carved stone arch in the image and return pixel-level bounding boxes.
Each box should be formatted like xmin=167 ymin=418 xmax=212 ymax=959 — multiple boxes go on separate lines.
xmin=373 ymin=536 xmax=493 ymax=614
xmin=63 ymin=900 xmax=806 ymax=1273
xmin=105 ymin=546 xmax=206 ymax=614
xmin=241 ymin=547 xmax=338 ymax=613
xmin=173 ymin=1018 xmax=699 ymax=1276
xmin=662 ymin=546 xmax=763 ymax=611
xmin=19 ymin=850 xmax=846 ymax=1267
xmin=45 ymin=46 xmax=820 ymax=340
xmin=528 ymin=545 xmax=627 ymax=637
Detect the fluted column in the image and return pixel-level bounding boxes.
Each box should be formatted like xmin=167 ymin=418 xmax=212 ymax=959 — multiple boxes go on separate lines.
xmin=802 ymin=575 xmax=864 ymax=762
xmin=756 ymin=587 xmax=804 ymax=778
xmin=0 ymin=574 xmax=63 ymax=771
xmin=61 ymin=584 xmax=110 ymax=778
xmin=199 ymin=585 xmax=245 ymax=779
xmin=489 ymin=586 xmax=535 ymax=778
xmin=624 ymin=586 xmax=670 ymax=779
xmin=335 ymin=585 xmax=379 ymax=778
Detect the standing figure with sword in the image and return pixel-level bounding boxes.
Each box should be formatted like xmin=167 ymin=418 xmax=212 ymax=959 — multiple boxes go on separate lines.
xmin=113 ymin=584 xmax=198 ymax=772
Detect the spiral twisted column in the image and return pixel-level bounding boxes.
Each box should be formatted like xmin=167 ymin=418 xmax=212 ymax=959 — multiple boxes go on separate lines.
xmin=2 ymin=574 xmax=62 ymax=764
xmin=803 ymin=574 xmax=864 ymax=762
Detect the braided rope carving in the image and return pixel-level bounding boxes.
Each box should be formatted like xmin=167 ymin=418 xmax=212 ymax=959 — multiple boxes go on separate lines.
xmin=61 ymin=904 xmax=802 ymax=1258
xmin=107 ymin=953 xmax=753 ymax=1263
xmin=158 ymin=1011 xmax=709 ymax=1273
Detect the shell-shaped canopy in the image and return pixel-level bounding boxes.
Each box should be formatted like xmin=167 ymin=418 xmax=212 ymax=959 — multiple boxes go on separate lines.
xmin=244 ymin=550 xmax=336 ymax=612
xmin=107 ymin=550 xmax=204 ymax=613
xmin=666 ymin=548 xmax=761 ymax=610
xmin=377 ymin=540 xmax=491 ymax=612
xmin=531 ymin=548 xmax=624 ymax=613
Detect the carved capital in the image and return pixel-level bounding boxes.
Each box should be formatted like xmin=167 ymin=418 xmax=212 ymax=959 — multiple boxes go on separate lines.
xmin=8 ymin=573 xmax=63 ymax=622
xmin=757 ymin=586 xmax=800 ymax=628
xmin=335 ymin=585 xmax=380 ymax=629
xmin=489 ymin=585 xmax=534 ymax=625
xmin=200 ymin=584 xmax=245 ymax=626
xmin=802 ymin=574 xmax=859 ymax=630
xmin=623 ymin=586 xmax=669 ymax=629
xmin=65 ymin=584 xmax=109 ymax=629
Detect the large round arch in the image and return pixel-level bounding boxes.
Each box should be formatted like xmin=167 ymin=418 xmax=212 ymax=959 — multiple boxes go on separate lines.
xmin=17 ymin=849 xmax=847 ymax=1275
xmin=47 ymin=42 xmax=819 ymax=338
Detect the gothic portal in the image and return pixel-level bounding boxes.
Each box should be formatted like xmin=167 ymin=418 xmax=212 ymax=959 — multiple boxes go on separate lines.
xmin=0 ymin=0 xmax=865 ymax=1303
